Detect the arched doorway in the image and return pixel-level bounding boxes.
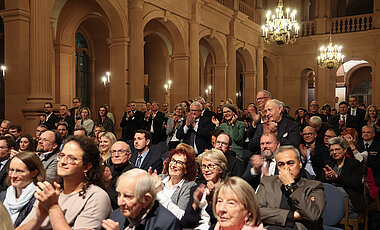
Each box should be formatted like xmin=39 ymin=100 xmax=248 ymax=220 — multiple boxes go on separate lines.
xmin=75 ymin=32 xmax=91 ymax=107
xmin=301 ymin=68 xmax=315 ymax=107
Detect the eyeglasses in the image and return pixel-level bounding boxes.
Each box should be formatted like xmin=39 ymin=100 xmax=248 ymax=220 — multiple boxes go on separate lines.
xmin=190 ymin=109 xmax=201 ymax=112
xmin=44 ymin=107 xmax=51 ymax=109
xmin=9 ymin=168 xmax=26 ymax=175
xmin=329 ymin=148 xmax=343 ymax=153
xmin=0 ymin=146 xmax=9 ymax=150
xmin=201 ymin=164 xmax=217 ymax=170
xmin=302 ymin=132 xmax=314 ymax=136
xmin=73 ymin=101 xmax=79 ymax=104
xmin=170 ymin=158 xmax=186 ymax=166
xmin=256 ymin=97 xmax=268 ymax=101
xmin=215 ymin=141 xmax=228 ymax=146
xmin=39 ymin=138 xmax=52 ymax=143
xmin=57 ymin=152 xmax=81 ymax=165
xmin=111 ymin=149 xmax=129 ymax=155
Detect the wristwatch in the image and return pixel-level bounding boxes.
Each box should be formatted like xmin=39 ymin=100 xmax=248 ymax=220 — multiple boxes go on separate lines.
xmin=284 ymin=183 xmax=297 ymax=193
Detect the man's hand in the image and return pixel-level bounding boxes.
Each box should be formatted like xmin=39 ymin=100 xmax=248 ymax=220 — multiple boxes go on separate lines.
xmin=294 ymin=210 xmax=304 ymax=220
xmin=298 ymin=144 xmax=307 ymax=159
xmin=250 ymin=155 xmax=264 ymax=172
xmin=278 ymin=169 xmax=295 ymax=186
xmin=323 ymin=165 xmax=338 ymax=180
xmin=34 ymin=181 xmax=61 ymax=211
xmin=211 ymin=116 xmax=220 ymax=127
xmin=192 ymin=184 xmax=205 ymax=210
xmin=186 ymin=113 xmax=194 ymax=127
xmin=102 ymin=219 xmax=120 ymax=230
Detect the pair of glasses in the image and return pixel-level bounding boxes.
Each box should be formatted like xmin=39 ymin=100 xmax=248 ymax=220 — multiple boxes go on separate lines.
xmin=201 ymin=164 xmax=217 ymax=170
xmin=9 ymin=168 xmax=26 ymax=175
xmin=57 ymin=152 xmax=81 ymax=165
xmin=111 ymin=149 xmax=129 ymax=155
xmin=256 ymin=97 xmax=268 ymax=101
xmin=215 ymin=141 xmax=228 ymax=146
xmin=170 ymin=158 xmax=186 ymax=166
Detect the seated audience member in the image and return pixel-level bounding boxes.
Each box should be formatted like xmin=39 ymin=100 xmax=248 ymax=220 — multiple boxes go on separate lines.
xmin=0 ymin=120 xmax=12 ymax=136
xmin=76 ymin=107 xmax=94 ymax=136
xmin=99 ymin=132 xmax=117 ymax=165
xmin=58 ymin=105 xmax=75 ymax=135
xmin=57 ymin=121 xmax=69 ymax=141
xmin=243 ymin=133 xmax=280 ymax=190
xmin=214 ymin=132 xmax=244 ymax=177
xmin=0 ymin=136 xmax=16 ymax=191
xmin=176 ymin=102 xmax=214 ymax=155
xmin=309 ymin=101 xmax=327 ymax=122
xmin=18 ymin=135 xmax=35 ymax=152
xmin=18 ymin=136 xmax=112 ymax=229
xmin=363 ymin=105 xmax=380 ymax=141
xmin=299 ymin=126 xmax=330 ymax=180
xmin=130 ymin=129 xmax=163 ymax=173
xmin=257 ymin=146 xmax=326 ymax=230
xmin=102 ymin=169 xmax=180 ymax=230
xmin=34 ymin=125 xmax=47 ymax=151
xmin=348 ymin=96 xmax=366 ymax=122
xmin=92 ymin=124 xmax=105 ymax=146
xmin=213 ymin=177 xmax=265 ymax=230
xmin=73 ymin=127 xmax=87 ymax=136
xmin=36 ymin=130 xmax=62 ymax=182
xmin=150 ymin=148 xmax=197 ymax=219
xmin=69 ymin=97 xmax=82 ymax=121
xmin=212 ymin=104 xmax=245 ymax=160
xmin=358 ymin=125 xmax=380 ymax=188
xmin=181 ymin=149 xmax=227 ymax=229
xmin=166 ymin=104 xmax=185 ymax=150
xmin=107 ymin=141 xmax=134 ymax=209
xmin=323 ymin=128 xmax=337 ymax=147
xmin=95 ymin=105 xmax=115 ymax=133
xmin=308 ymin=116 xmax=334 ymax=145
xmin=211 ymin=129 xmax=224 ymax=148
xmin=322 ymin=137 xmax=366 ymax=214
xmin=0 ymin=152 xmax=45 ymax=227
xmin=328 ymin=101 xmax=360 ymax=134
xmin=8 ymin=125 xmax=22 ymax=150
xmin=342 ymin=130 xmax=368 ymax=163
xmin=0 ymin=201 xmax=14 ymax=230
xmin=249 ymin=99 xmax=301 ymax=153
xmin=295 ymin=107 xmax=309 ymax=131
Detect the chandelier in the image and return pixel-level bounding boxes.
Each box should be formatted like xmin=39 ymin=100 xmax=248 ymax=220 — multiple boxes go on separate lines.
xmin=261 ymin=0 xmax=299 ymax=45
xmin=317 ymin=33 xmax=344 ymax=69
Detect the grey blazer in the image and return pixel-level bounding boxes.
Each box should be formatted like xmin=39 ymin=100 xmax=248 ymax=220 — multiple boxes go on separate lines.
xmin=159 ymin=174 xmax=196 ymax=211
xmin=257 ymin=176 xmax=325 ymax=230
xmin=42 ymin=152 xmax=58 ymax=182
xmin=166 ymin=117 xmax=184 ymax=144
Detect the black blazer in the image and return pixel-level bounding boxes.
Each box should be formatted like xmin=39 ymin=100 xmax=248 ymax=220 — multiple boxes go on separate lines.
xmin=0 ymin=190 xmax=36 ymax=227
xmin=145 ymin=111 xmax=166 ymax=145
xmin=309 ymin=143 xmax=332 ymax=181
xmin=322 ymin=157 xmax=366 ymax=213
xmin=58 ymin=115 xmax=75 ymax=135
xmin=249 ymin=117 xmax=301 ymax=153
xmin=120 ymin=110 xmax=144 ymax=141
xmin=176 ymin=116 xmax=214 ymax=155
xmin=328 ymin=114 xmax=360 ymax=134
xmin=43 ymin=113 xmax=59 ymax=130
xmin=0 ymin=160 xmax=10 ymax=192
xmin=348 ymin=107 xmax=366 ymax=122
xmin=358 ymin=141 xmax=380 ymax=187
xmin=130 ymin=147 xmax=163 ymax=174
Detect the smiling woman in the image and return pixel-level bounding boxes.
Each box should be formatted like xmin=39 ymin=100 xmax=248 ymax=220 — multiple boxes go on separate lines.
xmin=0 ymin=151 xmax=45 ymax=227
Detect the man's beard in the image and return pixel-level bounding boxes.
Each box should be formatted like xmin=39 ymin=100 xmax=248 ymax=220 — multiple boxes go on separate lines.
xmin=261 ymin=149 xmax=274 ymax=159
xmin=36 ymin=145 xmax=45 ymax=153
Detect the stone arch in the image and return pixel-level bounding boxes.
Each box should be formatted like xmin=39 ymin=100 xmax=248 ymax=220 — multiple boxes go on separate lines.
xmin=236 ymin=44 xmax=256 ymax=107
xmin=263 ymin=55 xmax=276 ymax=94
xmin=299 ymin=68 xmax=316 ymax=108
xmin=199 ymin=29 xmax=227 ymax=64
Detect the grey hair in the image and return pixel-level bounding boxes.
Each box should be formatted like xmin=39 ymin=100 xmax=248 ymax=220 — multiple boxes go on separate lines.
xmin=309 ymin=116 xmax=322 ymax=127
xmin=1 ymin=120 xmax=12 ymax=127
xmin=266 ymin=99 xmax=285 ymax=114
xmin=117 ymin=168 xmax=157 ymax=203
xmin=198 ymin=149 xmax=227 ymax=172
xmin=194 ymin=96 xmax=206 ymax=104
xmin=191 ymin=101 xmax=203 ymax=111
xmin=362 ymin=125 xmax=375 ymax=133
xmin=257 ymin=90 xmax=272 ymax=98
xmin=274 ymin=145 xmax=301 ymax=161
xmin=328 ymin=137 xmax=349 ymax=150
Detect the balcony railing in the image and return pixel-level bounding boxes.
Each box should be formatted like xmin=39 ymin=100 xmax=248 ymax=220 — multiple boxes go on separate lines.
xmin=330 ymin=14 xmax=374 ymax=34
xmin=239 ymin=1 xmax=255 ymax=21
xmin=299 ymin=21 xmax=316 ymax=37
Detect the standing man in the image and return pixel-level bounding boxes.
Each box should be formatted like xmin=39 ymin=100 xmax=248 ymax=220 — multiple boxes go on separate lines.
xmin=130 ymin=129 xmax=162 ymax=173
xmin=58 ymin=104 xmax=75 ymax=135
xmin=309 ymin=101 xmax=327 ymax=122
xmin=0 ymin=135 xmax=16 ymax=191
xmin=257 ymin=146 xmax=325 ymax=230
xmin=144 ymin=101 xmax=166 ymax=145
xmin=329 ymin=101 xmax=360 ymax=133
xmin=176 ymin=102 xmax=214 ymax=155
xmin=9 ymin=125 xmax=22 ymax=150
xmin=18 ymin=136 xmax=112 ymax=229
xmin=348 ymin=96 xmax=366 ymax=122
xmin=0 ymin=120 xmax=12 ymax=135
xmin=120 ymin=101 xmax=144 ymax=141
xmin=42 ymin=102 xmax=59 ymax=130
xmin=34 ymin=124 xmax=48 ymax=150
xmin=69 ymin=97 xmax=82 ymax=121
xmin=36 ymin=130 xmax=62 ymax=182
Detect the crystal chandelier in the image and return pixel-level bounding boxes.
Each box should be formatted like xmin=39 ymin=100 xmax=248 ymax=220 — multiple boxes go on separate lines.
xmin=261 ymin=0 xmax=299 ymax=45
xmin=317 ymin=33 xmax=344 ymax=69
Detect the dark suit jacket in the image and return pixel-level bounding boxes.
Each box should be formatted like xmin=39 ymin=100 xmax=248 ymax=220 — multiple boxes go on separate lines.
xmin=108 ymin=201 xmax=180 ymax=230
xmin=130 ymin=147 xmax=163 ymax=174
xmin=58 ymin=115 xmax=75 ymax=135
xmin=358 ymin=141 xmax=380 ymax=187
xmin=328 ymin=114 xmax=360 ymax=134
xmin=257 ymin=176 xmax=325 ymax=230
xmin=107 ymin=162 xmax=135 ymax=209
xmin=43 ymin=113 xmax=59 ymax=130
xmin=348 ymin=107 xmax=366 ymax=123
xmin=0 ymin=160 xmax=10 ymax=192
xmin=120 ymin=110 xmax=144 ymax=141
xmin=249 ymin=117 xmax=301 ymax=153
xmin=145 ymin=111 xmax=167 ymax=145
xmin=202 ymin=109 xmax=215 ymax=119
xmin=308 ymin=143 xmax=332 ymax=181
xmin=176 ymin=116 xmax=214 ymax=155
xmin=226 ymin=151 xmax=244 ymax=177
xmin=321 ymin=157 xmax=366 ymax=213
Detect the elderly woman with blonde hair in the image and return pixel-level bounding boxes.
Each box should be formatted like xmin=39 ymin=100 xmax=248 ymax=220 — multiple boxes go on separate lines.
xmin=213 ymin=177 xmax=265 ymax=230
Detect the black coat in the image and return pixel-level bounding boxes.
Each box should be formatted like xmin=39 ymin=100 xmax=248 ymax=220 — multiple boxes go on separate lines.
xmin=145 ymin=111 xmax=167 ymax=145
xmin=43 ymin=113 xmax=59 ymax=130
xmin=328 ymin=114 xmax=360 ymax=134
xmin=120 ymin=110 xmax=144 ymax=141
xmin=107 ymin=162 xmax=135 ymax=209
xmin=358 ymin=141 xmax=380 ymax=187
xmin=0 ymin=160 xmax=10 ymax=192
xmin=130 ymin=147 xmax=163 ymax=174
xmin=309 ymin=143 xmax=332 ymax=181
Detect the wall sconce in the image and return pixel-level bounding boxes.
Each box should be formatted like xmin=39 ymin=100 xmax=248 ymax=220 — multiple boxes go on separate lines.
xmin=102 ymin=71 xmax=111 ymax=87
xmin=164 ymin=80 xmax=172 ymax=93
xmin=1 ymin=65 xmax=6 ymax=79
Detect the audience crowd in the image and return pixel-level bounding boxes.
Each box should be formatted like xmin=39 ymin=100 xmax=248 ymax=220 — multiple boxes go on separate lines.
xmin=0 ymin=92 xmax=379 ymax=230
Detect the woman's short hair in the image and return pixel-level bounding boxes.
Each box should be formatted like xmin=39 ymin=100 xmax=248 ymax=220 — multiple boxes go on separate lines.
xmin=197 ymin=149 xmax=227 ymax=173
xmin=20 ymin=134 xmax=35 ymax=151
xmin=328 ymin=137 xmax=349 ymax=150
xmin=99 ymin=132 xmax=117 ymax=146
xmin=8 ymin=151 xmax=45 ymax=185
xmin=365 ymin=105 xmax=378 ymax=121
xmin=175 ymin=143 xmax=195 ymax=155
xmin=173 ymin=103 xmax=185 ymax=117
xmin=162 ymin=148 xmax=197 ymax=181
xmin=79 ymin=107 xmax=92 ymax=118
xmin=213 ymin=176 xmax=261 ymax=226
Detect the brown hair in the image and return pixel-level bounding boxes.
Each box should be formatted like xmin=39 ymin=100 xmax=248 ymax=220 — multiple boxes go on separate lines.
xmin=7 ymin=151 xmax=46 ymax=185
xmin=162 ymin=148 xmax=197 ymax=181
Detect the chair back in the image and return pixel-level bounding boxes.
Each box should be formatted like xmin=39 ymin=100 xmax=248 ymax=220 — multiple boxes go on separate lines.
xmin=322 ymin=183 xmax=345 ymax=226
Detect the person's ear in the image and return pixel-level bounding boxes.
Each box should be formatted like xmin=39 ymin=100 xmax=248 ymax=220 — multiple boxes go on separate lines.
xmin=83 ymin=162 xmax=93 ymax=173
xmin=143 ymin=193 xmax=153 ymax=208
xmin=31 ymin=169 xmax=38 ymax=178
xmin=146 ymin=139 xmax=150 ymax=147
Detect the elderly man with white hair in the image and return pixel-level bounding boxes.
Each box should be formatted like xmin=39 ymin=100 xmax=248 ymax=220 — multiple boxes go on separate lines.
xmin=102 ymin=168 xmax=180 ymax=230
xmin=249 ymin=99 xmax=301 ymax=153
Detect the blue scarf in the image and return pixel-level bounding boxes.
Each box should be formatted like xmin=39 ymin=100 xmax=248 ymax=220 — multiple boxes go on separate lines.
xmin=3 ymin=182 xmax=35 ymax=224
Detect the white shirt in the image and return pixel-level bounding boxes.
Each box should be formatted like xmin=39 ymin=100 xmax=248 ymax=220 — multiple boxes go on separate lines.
xmin=183 ymin=118 xmax=200 ymax=154
xmin=302 ymin=148 xmax=316 ymax=176
xmin=157 ymin=177 xmax=186 ymax=219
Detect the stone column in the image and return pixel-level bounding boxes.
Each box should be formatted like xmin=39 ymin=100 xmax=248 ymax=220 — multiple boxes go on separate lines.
xmin=227 ymin=25 xmax=237 ymax=102
xmin=108 ymin=37 xmax=129 ymax=136
xmin=316 ymin=66 xmax=336 ymax=107
xmin=242 ymin=71 xmax=256 ymax=107
xmin=189 ymin=20 xmax=199 ymax=99
xmin=128 ymin=0 xmax=145 ymax=103
xmin=171 ymin=53 xmax=190 ymax=105
xmin=256 ymin=46 xmax=264 ymax=91
xmin=214 ymin=64 xmax=228 ymax=106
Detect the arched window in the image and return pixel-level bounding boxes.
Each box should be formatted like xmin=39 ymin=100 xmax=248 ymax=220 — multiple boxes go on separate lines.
xmin=75 ymin=32 xmax=90 ymax=107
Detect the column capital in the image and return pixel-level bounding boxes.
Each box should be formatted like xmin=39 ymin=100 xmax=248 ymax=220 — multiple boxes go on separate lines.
xmin=213 ymin=63 xmax=228 ymax=70
xmin=0 ymin=8 xmax=30 ymax=22
xmin=107 ymin=37 xmax=130 ymax=48
xmin=171 ymin=53 xmax=190 ymax=60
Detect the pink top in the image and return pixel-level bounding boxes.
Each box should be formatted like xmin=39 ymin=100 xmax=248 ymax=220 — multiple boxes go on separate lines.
xmin=214 ymin=222 xmax=266 ymax=230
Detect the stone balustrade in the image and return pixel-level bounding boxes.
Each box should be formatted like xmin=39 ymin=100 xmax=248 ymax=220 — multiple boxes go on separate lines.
xmin=329 ymin=14 xmax=375 ymax=34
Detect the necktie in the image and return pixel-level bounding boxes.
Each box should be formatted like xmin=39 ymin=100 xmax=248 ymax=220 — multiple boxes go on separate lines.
xmin=136 ymin=155 xmax=142 ymax=168
xmin=189 ymin=129 xmax=195 ymax=147
xmin=365 ymin=143 xmax=369 ymax=150
xmin=351 ymin=109 xmax=355 ymax=116
xmin=38 ymin=153 xmax=45 ymax=161
xmin=262 ymin=160 xmax=271 ymax=176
